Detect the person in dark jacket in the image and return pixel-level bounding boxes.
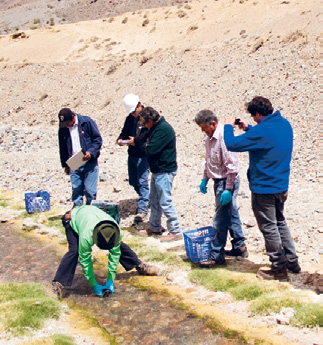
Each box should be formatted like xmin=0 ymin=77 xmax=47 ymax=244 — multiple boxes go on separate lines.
xmin=224 ymin=96 xmax=300 ymax=281
xmin=138 ymin=107 xmax=182 ymax=242
xmin=58 ymin=108 xmax=102 ymax=206
xmin=116 ymin=94 xmax=149 ymax=222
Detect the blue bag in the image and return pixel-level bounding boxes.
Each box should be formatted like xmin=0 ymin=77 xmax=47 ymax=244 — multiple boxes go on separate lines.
xmin=25 ymin=190 xmax=51 ymax=213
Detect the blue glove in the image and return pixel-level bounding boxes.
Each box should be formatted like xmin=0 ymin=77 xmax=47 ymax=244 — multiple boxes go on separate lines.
xmin=104 ymin=280 xmax=114 ymax=294
xmin=220 ymin=190 xmax=232 ymax=205
xmin=199 ymin=179 xmax=208 ymax=194
xmin=93 ymin=284 xmax=105 ymax=297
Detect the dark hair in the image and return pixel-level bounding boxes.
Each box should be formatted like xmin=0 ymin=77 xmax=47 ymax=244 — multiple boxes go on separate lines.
xmin=139 ymin=106 xmax=160 ymax=123
xmin=195 ymin=109 xmax=218 ymax=125
xmin=58 ymin=108 xmax=74 ymax=121
xmin=245 ymin=96 xmax=273 ymax=116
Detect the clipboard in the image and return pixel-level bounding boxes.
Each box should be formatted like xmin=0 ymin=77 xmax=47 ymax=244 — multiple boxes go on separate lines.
xmin=66 ymin=150 xmax=85 ymax=171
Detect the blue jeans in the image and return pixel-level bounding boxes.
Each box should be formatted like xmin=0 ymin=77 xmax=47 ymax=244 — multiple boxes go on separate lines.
xmin=252 ymin=191 xmax=298 ymax=271
xmin=149 ymin=171 xmax=181 ymax=234
xmin=210 ymin=177 xmax=245 ymax=261
xmin=70 ymin=161 xmax=99 ymax=206
xmin=128 ymin=156 xmax=149 ymax=213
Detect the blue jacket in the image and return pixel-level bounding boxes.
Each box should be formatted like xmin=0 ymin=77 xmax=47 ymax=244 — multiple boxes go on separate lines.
xmin=224 ymin=111 xmax=293 ymax=194
xmin=58 ymin=114 xmax=102 ymax=168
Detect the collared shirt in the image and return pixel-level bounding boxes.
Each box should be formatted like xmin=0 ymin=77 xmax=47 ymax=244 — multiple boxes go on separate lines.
xmin=203 ymin=123 xmax=239 ymax=190
xmin=69 ymin=115 xmax=82 ymax=155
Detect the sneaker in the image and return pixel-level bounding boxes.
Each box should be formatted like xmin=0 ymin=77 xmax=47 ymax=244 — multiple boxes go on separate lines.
xmin=159 ymin=233 xmax=183 ymax=242
xmin=134 ymin=212 xmax=148 ymax=222
xmin=225 ymin=245 xmax=249 ymax=259
xmin=199 ymin=258 xmax=226 ymax=268
xmin=256 ymin=267 xmax=289 ymax=281
xmin=138 ymin=228 xmax=166 ymax=236
xmin=52 ymin=281 xmax=64 ymax=298
xmin=286 ymin=262 xmax=301 ymax=274
xmin=136 ymin=262 xmax=159 ymax=276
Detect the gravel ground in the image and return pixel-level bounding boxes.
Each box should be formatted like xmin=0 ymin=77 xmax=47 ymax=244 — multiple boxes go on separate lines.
xmin=0 ymin=0 xmax=321 ymax=344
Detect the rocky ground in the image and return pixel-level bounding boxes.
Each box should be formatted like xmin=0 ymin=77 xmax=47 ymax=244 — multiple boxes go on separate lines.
xmin=0 ymin=0 xmax=321 ymax=344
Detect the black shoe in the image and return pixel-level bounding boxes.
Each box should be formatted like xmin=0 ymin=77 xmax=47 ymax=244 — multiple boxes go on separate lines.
xmin=52 ymin=281 xmax=64 ymax=298
xmin=286 ymin=262 xmax=301 ymax=274
xmin=199 ymin=259 xmax=226 ymax=268
xmin=225 ymin=245 xmax=249 ymax=259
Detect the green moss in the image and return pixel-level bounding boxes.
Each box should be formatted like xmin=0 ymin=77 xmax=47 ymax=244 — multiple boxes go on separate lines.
xmin=0 ymin=283 xmax=60 ymax=336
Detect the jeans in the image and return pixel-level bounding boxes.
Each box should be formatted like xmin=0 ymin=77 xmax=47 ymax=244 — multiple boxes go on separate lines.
xmin=251 ymin=191 xmax=298 ymax=271
xmin=128 ymin=156 xmax=149 ymax=213
xmin=149 ymin=171 xmax=181 ymax=234
xmin=53 ymin=217 xmax=141 ymax=286
xmin=70 ymin=161 xmax=99 ymax=206
xmin=210 ymin=177 xmax=245 ymax=262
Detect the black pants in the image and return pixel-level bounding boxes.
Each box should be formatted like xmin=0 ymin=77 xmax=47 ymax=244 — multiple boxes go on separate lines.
xmin=53 ymin=217 xmax=141 ymax=286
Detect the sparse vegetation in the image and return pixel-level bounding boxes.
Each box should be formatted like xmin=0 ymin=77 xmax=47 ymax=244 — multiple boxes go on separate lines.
xmin=187 ymin=25 xmax=198 ymax=33
xmin=177 ymin=10 xmax=187 ymax=18
xmin=0 ymin=283 xmax=60 ymax=336
xmin=30 ymin=26 xmax=38 ymax=30
xmin=49 ymin=18 xmax=54 ymax=26
xmin=108 ymin=17 xmax=114 ymax=23
xmin=142 ymin=19 xmax=149 ymax=27
xmin=33 ymin=18 xmax=40 ymax=24
xmin=18 ymin=334 xmax=76 ymax=345
xmin=122 ymin=17 xmax=128 ymax=24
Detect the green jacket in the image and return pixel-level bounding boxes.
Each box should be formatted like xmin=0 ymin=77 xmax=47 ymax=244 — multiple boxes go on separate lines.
xmin=70 ymin=205 xmax=122 ymax=287
xmin=143 ymin=116 xmax=177 ymax=173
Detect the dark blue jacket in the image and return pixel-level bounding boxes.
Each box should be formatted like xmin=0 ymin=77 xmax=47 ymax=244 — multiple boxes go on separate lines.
xmin=224 ymin=111 xmax=293 ymax=194
xmin=58 ymin=114 xmax=102 ymax=168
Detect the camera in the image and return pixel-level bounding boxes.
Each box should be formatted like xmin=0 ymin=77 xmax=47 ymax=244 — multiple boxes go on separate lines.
xmin=234 ymin=118 xmax=241 ymax=125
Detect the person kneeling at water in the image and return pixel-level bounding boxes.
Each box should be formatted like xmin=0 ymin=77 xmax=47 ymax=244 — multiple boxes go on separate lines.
xmin=52 ymin=205 xmax=158 ymax=298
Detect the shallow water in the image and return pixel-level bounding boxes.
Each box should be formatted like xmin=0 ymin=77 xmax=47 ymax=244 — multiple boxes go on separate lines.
xmin=0 ymin=223 xmax=239 ymax=344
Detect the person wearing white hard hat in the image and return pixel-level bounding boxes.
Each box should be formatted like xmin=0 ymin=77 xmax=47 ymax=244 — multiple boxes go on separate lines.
xmin=116 ymin=94 xmax=150 ymax=222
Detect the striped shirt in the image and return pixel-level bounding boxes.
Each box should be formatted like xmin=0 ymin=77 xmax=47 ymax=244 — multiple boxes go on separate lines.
xmin=203 ymin=123 xmax=240 ymax=190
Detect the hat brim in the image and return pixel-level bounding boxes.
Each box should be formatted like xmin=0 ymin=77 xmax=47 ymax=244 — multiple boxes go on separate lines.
xmin=59 ymin=121 xmax=70 ymax=128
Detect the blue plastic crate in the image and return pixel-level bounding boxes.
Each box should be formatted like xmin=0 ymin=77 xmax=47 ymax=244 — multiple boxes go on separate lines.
xmin=25 ymin=190 xmax=51 ymax=214
xmin=183 ymin=226 xmax=215 ymax=263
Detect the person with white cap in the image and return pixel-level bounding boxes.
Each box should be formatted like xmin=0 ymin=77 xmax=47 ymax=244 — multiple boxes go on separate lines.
xmin=116 ymin=94 xmax=150 ymax=222
xmin=52 ymin=205 xmax=158 ymax=298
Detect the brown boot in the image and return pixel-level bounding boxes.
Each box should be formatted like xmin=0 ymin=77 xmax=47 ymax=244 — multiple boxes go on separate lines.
xmin=257 ymin=267 xmax=289 ymax=281
xmin=136 ymin=262 xmax=159 ymax=276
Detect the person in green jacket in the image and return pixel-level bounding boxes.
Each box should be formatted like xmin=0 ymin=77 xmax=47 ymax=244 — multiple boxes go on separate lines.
xmin=52 ymin=205 xmax=158 ymax=298
xmin=138 ymin=107 xmax=182 ymax=242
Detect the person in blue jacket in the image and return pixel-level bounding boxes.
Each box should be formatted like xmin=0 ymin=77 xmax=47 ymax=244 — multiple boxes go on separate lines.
xmin=58 ymin=108 xmax=102 ymax=206
xmin=224 ymin=96 xmax=300 ymax=281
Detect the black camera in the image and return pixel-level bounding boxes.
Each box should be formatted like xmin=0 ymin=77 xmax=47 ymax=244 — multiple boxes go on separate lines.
xmin=234 ymin=118 xmax=241 ymax=125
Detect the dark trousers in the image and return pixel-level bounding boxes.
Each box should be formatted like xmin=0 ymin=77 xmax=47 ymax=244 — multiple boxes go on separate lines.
xmin=251 ymin=191 xmax=298 ymax=271
xmin=53 ymin=218 xmax=141 ymax=286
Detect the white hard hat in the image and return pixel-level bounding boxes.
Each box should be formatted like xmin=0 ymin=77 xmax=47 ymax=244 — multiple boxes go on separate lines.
xmin=123 ymin=93 xmax=140 ymax=114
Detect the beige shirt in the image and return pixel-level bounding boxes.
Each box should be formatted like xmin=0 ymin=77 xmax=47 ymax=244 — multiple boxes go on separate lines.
xmin=203 ymin=123 xmax=240 ymax=190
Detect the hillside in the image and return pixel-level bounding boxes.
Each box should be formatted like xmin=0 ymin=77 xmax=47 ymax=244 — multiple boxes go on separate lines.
xmin=0 ymin=0 xmax=320 ymax=342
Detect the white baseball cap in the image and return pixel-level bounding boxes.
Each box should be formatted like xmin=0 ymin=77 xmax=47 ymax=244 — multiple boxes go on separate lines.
xmin=123 ymin=93 xmax=140 ymax=114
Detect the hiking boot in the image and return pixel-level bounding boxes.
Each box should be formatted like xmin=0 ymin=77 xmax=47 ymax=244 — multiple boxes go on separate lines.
xmin=199 ymin=258 xmax=226 ymax=268
xmin=256 ymin=267 xmax=289 ymax=282
xmin=134 ymin=212 xmax=148 ymax=222
xmin=286 ymin=262 xmax=301 ymax=274
xmin=52 ymin=281 xmax=64 ymax=298
xmin=225 ymin=245 xmax=249 ymax=259
xmin=160 ymin=233 xmax=183 ymax=242
xmin=136 ymin=262 xmax=159 ymax=276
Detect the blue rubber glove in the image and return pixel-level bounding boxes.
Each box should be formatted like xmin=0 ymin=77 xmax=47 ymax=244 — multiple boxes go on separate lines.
xmin=93 ymin=284 xmax=105 ymax=297
xmin=220 ymin=190 xmax=232 ymax=206
xmin=199 ymin=179 xmax=208 ymax=194
xmin=104 ymin=280 xmax=114 ymax=294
